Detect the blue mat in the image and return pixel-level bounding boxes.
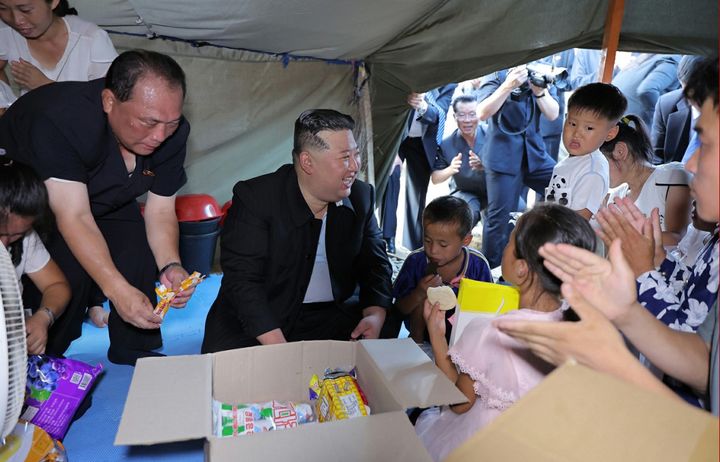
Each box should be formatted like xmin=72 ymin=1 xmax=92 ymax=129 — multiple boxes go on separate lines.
xmin=62 ymin=275 xmax=222 ymax=461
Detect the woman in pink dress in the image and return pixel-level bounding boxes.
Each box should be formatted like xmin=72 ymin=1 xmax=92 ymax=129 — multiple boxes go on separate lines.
xmin=415 ymin=203 xmax=597 ymax=461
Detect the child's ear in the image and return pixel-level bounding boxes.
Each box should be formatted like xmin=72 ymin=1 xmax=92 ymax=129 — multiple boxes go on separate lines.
xmin=613 ymin=141 xmax=629 ymax=162
xmin=605 ymin=124 xmax=620 ymax=142
xmin=462 ymin=233 xmax=473 ymax=246
xmin=514 ymin=258 xmax=529 ymax=280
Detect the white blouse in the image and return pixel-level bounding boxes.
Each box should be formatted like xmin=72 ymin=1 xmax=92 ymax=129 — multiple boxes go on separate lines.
xmin=0 ymin=15 xmax=117 ymax=104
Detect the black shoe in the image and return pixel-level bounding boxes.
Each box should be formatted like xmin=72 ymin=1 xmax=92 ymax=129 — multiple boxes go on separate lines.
xmin=384 ymin=237 xmax=396 ymax=254
xmin=107 ymin=346 xmax=166 ymax=367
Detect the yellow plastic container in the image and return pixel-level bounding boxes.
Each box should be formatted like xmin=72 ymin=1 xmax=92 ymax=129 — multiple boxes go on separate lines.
xmin=456 ymin=279 xmax=520 ymax=315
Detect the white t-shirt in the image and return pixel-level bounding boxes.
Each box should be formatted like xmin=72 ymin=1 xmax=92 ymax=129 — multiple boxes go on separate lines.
xmin=0 ymin=15 xmax=117 ymax=103
xmin=545 ymin=150 xmax=609 ymax=214
xmin=13 ymin=231 xmax=51 ymax=293
xmin=607 ymin=162 xmax=690 ymax=230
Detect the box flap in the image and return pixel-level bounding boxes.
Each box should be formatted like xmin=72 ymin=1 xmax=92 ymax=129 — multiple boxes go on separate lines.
xmin=115 ymin=355 xmax=213 ymax=445
xmin=208 ymin=411 xmax=433 ymax=462
xmin=359 ymin=338 xmax=467 ymax=409
xmin=445 ymin=363 xmax=719 ymax=462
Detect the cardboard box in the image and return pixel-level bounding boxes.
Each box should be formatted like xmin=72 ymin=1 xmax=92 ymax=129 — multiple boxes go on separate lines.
xmin=116 ymin=339 xmax=467 ymax=461
xmin=449 ymin=279 xmax=519 ymax=346
xmin=446 ymin=362 xmax=719 ymax=462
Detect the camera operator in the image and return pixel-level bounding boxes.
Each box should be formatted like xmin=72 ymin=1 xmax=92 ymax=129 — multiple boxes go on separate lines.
xmin=474 ymin=64 xmax=560 ymax=268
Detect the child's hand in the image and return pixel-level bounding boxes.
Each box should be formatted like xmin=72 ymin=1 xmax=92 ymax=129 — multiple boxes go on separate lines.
xmin=423 ymin=299 xmax=446 ymax=339
xmin=418 ymin=273 xmax=442 ymax=294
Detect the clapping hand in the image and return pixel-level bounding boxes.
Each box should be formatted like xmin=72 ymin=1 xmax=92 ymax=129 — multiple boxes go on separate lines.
xmin=10 ymin=59 xmax=52 ymax=90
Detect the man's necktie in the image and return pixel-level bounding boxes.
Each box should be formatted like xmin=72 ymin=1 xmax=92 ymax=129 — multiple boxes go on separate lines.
xmin=425 ymin=90 xmax=446 ymax=146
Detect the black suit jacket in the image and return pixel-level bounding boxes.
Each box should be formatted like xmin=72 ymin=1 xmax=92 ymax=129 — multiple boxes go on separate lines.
xmin=202 ymin=164 xmax=392 ymax=352
xmin=652 ymin=88 xmax=691 ymax=163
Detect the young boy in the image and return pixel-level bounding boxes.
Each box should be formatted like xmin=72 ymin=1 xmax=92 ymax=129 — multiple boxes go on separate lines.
xmin=393 ymin=196 xmax=492 ymax=343
xmin=545 ymin=83 xmax=627 ymax=219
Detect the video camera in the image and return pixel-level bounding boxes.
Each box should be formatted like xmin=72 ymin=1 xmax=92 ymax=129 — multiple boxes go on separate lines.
xmin=512 ymin=63 xmax=569 ymax=98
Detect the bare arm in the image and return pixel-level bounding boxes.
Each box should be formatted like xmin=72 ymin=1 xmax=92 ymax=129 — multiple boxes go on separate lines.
xmin=532 ymin=84 xmax=560 ymax=121
xmin=26 ymin=259 xmax=70 ymax=320
xmin=144 ymin=192 xmax=182 ymax=269
xmin=615 ymin=302 xmax=710 ymax=393
xmin=25 ymin=259 xmax=71 ymax=355
xmin=478 ymin=67 xmax=528 ymax=121
xmin=44 ymin=180 xmax=162 ymax=329
xmin=661 ymin=185 xmax=691 ymax=246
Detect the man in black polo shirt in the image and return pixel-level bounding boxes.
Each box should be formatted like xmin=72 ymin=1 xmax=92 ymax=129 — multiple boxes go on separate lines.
xmin=0 ymin=50 xmax=195 ymax=366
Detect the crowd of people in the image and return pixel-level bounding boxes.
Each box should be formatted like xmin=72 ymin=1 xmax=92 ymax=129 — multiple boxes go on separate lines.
xmin=0 ymin=1 xmax=717 ymax=459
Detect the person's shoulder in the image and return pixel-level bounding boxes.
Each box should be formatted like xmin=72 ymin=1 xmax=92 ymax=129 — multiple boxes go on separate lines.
xmin=465 ymin=246 xmax=491 ymax=272
xmin=64 ymin=15 xmax=105 ymax=36
xmin=655 ymin=161 xmax=690 ymax=182
xmin=233 ymin=165 xmax=293 ymax=198
xmin=11 ymin=79 xmax=101 ymax=117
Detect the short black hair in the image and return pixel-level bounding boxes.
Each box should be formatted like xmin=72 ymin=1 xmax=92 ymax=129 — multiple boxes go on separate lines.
xmin=49 ymin=0 xmax=77 ymax=16
xmin=600 ymin=114 xmax=653 ymax=164
xmin=423 ymin=196 xmax=473 ymax=238
xmin=567 ymin=82 xmax=627 ymax=123
xmin=105 ymin=50 xmax=186 ymax=102
xmin=0 ymin=160 xmax=50 ymax=266
xmin=513 ymin=203 xmax=596 ymax=298
xmin=291 ymin=109 xmax=355 ymax=158
xmin=683 ymin=56 xmax=718 ymax=109
xmin=452 ymin=94 xmax=478 ymax=113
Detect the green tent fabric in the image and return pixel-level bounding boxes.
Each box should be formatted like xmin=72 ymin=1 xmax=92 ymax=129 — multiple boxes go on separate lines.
xmin=21 ymin=0 xmax=720 ymax=199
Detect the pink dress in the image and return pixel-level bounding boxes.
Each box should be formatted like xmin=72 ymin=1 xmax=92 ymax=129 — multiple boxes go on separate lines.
xmin=415 ymin=306 xmax=565 ymax=461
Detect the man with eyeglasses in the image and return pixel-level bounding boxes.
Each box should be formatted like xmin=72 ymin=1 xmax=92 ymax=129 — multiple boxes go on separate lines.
xmin=431 ymin=95 xmax=487 ymax=228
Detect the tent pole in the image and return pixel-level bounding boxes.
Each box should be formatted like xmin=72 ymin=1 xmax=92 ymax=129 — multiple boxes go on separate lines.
xmin=598 ymin=0 xmax=625 ymax=83
xmin=358 ymin=64 xmax=375 ymax=186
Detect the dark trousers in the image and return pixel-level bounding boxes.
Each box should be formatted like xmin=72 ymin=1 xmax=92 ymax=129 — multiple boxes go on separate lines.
xmin=23 ymin=216 xmax=161 ymax=355
xmin=201 ymin=298 xmax=363 ymax=353
xmin=481 ymin=162 xmax=555 ymax=268
xmin=399 ymin=136 xmax=431 ymax=251
xmin=381 ymin=164 xmax=401 ymax=240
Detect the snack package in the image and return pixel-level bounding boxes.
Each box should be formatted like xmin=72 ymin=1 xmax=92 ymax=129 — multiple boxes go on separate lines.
xmin=309 ymin=368 xmax=370 ymax=422
xmin=154 ymin=271 xmax=206 ymax=318
xmin=212 ymin=400 xmax=315 ymax=437
xmin=22 ymin=355 xmax=103 ymax=440
xmin=0 ymin=421 xmax=67 ymax=462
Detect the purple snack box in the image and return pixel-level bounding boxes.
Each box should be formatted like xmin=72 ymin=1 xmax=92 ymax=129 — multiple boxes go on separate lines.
xmin=22 ymin=355 xmax=103 ymax=440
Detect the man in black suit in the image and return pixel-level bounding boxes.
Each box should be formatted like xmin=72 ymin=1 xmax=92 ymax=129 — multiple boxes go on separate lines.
xmin=381 ymin=85 xmax=456 ymax=252
xmin=651 ymin=55 xmax=702 ymax=164
xmin=202 ymin=109 xmax=393 ymax=353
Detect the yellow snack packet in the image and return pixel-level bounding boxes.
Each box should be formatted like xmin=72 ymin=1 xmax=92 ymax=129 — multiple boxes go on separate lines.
xmin=153 ymin=271 xmax=206 ymax=318
xmin=309 ymin=369 xmax=369 ymax=422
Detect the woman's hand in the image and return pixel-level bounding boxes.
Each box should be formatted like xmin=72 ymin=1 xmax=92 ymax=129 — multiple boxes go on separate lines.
xmin=26 ymin=311 xmax=51 ymax=355
xmin=10 ymin=59 xmax=53 ymax=90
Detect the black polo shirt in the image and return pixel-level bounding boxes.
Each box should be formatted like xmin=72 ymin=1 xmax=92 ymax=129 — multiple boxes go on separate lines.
xmin=0 ymin=78 xmax=188 ymax=218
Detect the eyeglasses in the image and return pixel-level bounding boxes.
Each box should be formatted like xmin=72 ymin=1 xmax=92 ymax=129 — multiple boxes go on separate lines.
xmin=455 ymin=112 xmax=477 ymax=121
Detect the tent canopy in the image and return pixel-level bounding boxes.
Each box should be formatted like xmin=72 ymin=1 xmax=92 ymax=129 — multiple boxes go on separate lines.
xmin=69 ymin=0 xmax=718 ymax=200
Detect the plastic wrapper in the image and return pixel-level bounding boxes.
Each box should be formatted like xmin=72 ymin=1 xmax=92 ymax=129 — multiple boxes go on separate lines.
xmin=0 ymin=421 xmax=66 ymax=462
xmin=309 ymin=368 xmax=370 ymax=422
xmin=22 ymin=355 xmax=103 ymax=440
xmin=154 ymin=271 xmax=206 ymax=318
xmin=212 ymin=400 xmax=315 ymax=437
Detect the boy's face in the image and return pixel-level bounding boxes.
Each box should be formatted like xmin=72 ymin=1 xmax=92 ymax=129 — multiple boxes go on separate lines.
xmin=423 ymin=221 xmax=471 ymax=266
xmin=685 ymin=98 xmax=719 ymax=223
xmin=562 ymin=108 xmax=619 ymax=156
